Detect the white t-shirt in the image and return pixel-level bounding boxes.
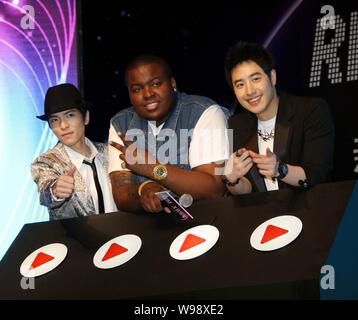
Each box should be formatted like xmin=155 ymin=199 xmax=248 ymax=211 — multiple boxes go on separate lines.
xmin=257 ymin=116 xmax=279 ymax=191
xmin=108 ymin=105 xmax=230 ymax=173
xmin=63 ymin=138 xmax=118 ymax=213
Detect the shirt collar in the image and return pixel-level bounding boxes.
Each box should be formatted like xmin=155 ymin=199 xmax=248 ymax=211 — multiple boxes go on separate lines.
xmin=64 ymin=137 xmax=98 ymax=170
xmin=258 ymin=115 xmax=276 ymax=128
xmin=148 ymin=121 xmax=165 ymax=136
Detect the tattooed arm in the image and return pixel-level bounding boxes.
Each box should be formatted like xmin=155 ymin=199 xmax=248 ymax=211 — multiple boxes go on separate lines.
xmin=110 ymin=171 xmax=142 ymax=212
xmin=108 ymin=125 xmax=168 ymax=213
xmin=110 ymin=171 xmax=167 ymax=213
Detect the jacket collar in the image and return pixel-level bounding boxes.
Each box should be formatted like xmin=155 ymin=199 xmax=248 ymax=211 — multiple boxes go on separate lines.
xmin=244 ymin=90 xmax=295 ymax=192
xmin=273 ymin=90 xmax=294 ymax=161
xmin=63 ymin=137 xmax=99 ymax=170
xmin=52 ymin=142 xmax=72 ymax=169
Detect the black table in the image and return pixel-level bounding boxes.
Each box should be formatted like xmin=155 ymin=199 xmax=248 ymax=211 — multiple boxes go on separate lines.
xmin=0 ymin=180 xmax=355 ymax=300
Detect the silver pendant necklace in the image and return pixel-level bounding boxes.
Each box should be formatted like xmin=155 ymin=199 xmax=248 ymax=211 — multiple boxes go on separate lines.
xmin=257 ymin=128 xmax=275 ymax=142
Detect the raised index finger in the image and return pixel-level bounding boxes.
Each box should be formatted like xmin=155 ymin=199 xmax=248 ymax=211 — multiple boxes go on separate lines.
xmin=117 ymin=132 xmax=134 ymax=147
xmin=109 ymin=140 xmax=126 ymax=153
xmin=248 ymin=150 xmax=263 ymax=159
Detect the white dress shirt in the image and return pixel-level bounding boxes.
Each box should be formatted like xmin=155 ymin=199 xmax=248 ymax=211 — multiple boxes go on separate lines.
xmin=63 ymin=138 xmax=117 ymax=214
xmin=257 ymin=116 xmax=279 ymax=191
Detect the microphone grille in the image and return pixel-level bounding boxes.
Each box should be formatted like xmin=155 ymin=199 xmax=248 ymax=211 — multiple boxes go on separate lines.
xmin=179 ymin=194 xmax=193 ymax=208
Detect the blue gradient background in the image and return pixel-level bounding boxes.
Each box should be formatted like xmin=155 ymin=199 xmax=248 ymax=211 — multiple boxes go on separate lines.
xmin=0 ymin=0 xmax=77 ymax=260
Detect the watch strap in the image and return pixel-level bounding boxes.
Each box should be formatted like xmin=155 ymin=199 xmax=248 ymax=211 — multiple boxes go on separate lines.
xmin=276 ymin=161 xmax=288 ymax=180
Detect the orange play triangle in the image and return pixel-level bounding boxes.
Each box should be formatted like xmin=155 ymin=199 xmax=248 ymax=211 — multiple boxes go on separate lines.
xmin=102 ymin=243 xmax=128 ymax=262
xmin=179 ymin=234 xmax=206 ymax=253
xmin=260 ymin=224 xmax=288 ymax=244
xmin=29 ymin=252 xmax=54 ymax=270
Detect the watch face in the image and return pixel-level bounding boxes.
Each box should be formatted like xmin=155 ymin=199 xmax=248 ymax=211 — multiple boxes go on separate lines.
xmin=278 ymin=162 xmax=288 ymax=179
xmin=154 ymin=164 xmax=168 ymax=180
xmin=156 ymin=167 xmax=165 ymax=176
xmin=282 ymin=163 xmax=288 ymax=175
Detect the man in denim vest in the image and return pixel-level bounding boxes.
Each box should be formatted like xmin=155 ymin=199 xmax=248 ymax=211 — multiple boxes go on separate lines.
xmin=108 ymin=55 xmax=230 ymax=213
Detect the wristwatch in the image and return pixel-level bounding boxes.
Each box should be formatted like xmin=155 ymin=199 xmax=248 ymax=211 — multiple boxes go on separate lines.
xmin=276 ymin=160 xmax=288 ymax=180
xmin=153 ymin=164 xmax=168 ymax=180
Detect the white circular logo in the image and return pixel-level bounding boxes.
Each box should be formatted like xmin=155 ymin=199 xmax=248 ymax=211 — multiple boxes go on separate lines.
xmin=169 ymin=225 xmax=219 ymax=260
xmin=20 ymin=243 xmax=68 ymax=277
xmin=250 ymin=215 xmax=303 ymax=251
xmin=93 ymin=234 xmax=142 ymax=269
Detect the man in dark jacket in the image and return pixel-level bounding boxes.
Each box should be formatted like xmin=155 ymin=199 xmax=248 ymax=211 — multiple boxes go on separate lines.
xmin=222 ymin=42 xmax=335 ymax=194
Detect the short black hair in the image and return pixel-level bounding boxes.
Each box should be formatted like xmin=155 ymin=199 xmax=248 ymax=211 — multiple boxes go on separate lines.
xmin=47 ymin=106 xmax=88 ymax=125
xmin=124 ymin=54 xmax=173 ymax=85
xmin=77 ymin=105 xmax=88 ymax=120
xmin=224 ymin=41 xmax=275 ymax=90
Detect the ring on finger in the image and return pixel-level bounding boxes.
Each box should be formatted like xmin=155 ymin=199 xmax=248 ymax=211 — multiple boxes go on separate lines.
xmin=236 ymin=150 xmax=242 ymax=157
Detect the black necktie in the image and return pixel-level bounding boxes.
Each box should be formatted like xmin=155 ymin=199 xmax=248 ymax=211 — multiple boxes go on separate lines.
xmin=83 ymin=158 xmax=105 ymax=213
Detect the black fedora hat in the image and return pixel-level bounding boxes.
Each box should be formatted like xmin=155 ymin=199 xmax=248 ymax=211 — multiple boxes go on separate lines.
xmin=37 ymin=83 xmax=90 ymax=120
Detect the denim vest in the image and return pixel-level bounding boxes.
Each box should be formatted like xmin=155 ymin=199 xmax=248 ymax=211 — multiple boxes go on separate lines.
xmin=110 ymin=91 xmax=230 ymax=184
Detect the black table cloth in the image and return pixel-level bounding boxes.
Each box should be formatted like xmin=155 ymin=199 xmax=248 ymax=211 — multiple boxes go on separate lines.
xmin=0 ymin=180 xmax=355 ymax=300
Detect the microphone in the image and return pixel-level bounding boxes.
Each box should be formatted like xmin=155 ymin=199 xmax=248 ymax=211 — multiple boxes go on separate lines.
xmin=155 ymin=191 xmax=194 ymax=220
xmin=178 ymin=193 xmax=193 ymax=208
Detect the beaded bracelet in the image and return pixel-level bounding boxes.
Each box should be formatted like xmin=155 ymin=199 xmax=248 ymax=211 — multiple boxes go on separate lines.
xmin=221 ymin=175 xmax=241 ymax=187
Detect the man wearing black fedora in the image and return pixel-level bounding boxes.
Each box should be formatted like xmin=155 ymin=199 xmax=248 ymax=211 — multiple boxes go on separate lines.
xmin=31 ymin=83 xmax=117 ymax=220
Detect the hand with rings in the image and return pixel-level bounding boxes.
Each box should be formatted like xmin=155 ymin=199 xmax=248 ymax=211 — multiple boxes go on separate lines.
xmin=223 ymin=148 xmax=253 ymax=183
